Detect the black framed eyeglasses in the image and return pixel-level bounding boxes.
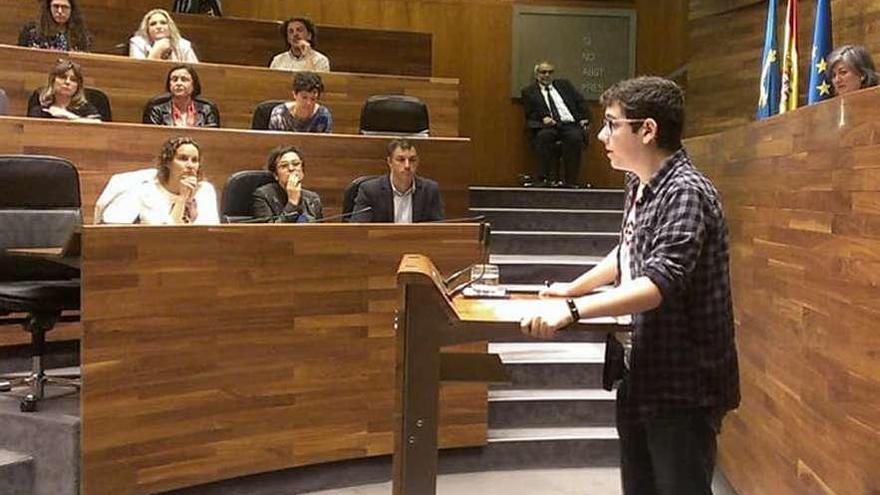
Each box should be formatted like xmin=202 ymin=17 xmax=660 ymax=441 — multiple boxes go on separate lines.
xmin=602 ymin=117 xmax=647 ymax=133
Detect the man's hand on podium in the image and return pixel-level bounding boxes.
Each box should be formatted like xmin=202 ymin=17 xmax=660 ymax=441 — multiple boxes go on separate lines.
xmin=519 ymin=300 xmax=574 ymax=340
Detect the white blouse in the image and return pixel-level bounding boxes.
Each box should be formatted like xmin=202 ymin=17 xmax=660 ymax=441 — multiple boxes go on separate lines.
xmin=129 ymin=35 xmax=199 ymax=63
xmin=102 ymin=177 xmax=219 ymax=225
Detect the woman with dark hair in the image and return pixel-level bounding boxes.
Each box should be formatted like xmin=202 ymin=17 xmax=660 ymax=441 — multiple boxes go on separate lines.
xmin=129 ymin=9 xmax=198 ymax=62
xmin=28 ymin=59 xmax=100 ymax=121
xmin=827 ymin=44 xmax=879 ymax=96
xmin=252 ymin=145 xmax=324 ymax=222
xmin=147 ymin=65 xmax=219 ymax=127
xmin=268 ymin=71 xmax=333 ymax=133
xmin=19 ymin=0 xmax=92 ymax=52
xmin=269 ymin=17 xmax=330 ymax=72
xmin=102 ymin=136 xmax=219 ymax=225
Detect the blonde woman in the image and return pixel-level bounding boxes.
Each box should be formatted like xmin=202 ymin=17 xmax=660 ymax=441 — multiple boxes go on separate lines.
xmin=28 ymin=59 xmax=100 ymax=121
xmin=129 ymin=9 xmax=198 ymax=62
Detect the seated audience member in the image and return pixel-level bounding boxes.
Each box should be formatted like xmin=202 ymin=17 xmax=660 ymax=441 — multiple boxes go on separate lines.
xmin=351 ymin=139 xmax=444 ymax=223
xmin=173 ymin=0 xmax=222 ymax=16
xmin=19 ymin=0 xmax=92 ymax=52
xmin=102 ymin=136 xmax=220 ymax=225
xmin=269 ymin=17 xmax=330 ymax=72
xmin=827 ymin=44 xmax=878 ymax=96
xmin=147 ymin=64 xmax=219 ymax=127
xmin=269 ymin=72 xmax=333 ymax=133
xmin=252 ymin=145 xmax=324 ymax=222
xmin=521 ymin=60 xmax=589 ymax=188
xmin=129 ymin=9 xmax=199 ymax=62
xmin=28 ymin=59 xmax=101 ymax=121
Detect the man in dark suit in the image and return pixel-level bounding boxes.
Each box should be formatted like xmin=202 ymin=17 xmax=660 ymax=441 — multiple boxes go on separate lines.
xmin=351 ymin=139 xmax=444 ymax=223
xmin=252 ymin=145 xmax=323 ymax=222
xmin=521 ymin=61 xmax=589 ymax=187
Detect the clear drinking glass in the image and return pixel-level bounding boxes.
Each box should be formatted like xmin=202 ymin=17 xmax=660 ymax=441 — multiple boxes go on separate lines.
xmin=470 ymin=263 xmax=499 ymax=287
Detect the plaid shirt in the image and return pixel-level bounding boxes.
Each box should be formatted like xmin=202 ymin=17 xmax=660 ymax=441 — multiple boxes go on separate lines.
xmin=605 ymin=148 xmax=740 ymax=420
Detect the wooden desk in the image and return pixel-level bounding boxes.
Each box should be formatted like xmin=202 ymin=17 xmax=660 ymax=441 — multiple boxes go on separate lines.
xmin=685 ymin=87 xmax=880 ymax=495
xmin=0 ymin=3 xmax=432 ymax=76
xmin=80 ymin=223 xmax=487 ymax=495
xmin=0 ymin=117 xmax=472 ymax=224
xmin=0 ymin=45 xmax=458 ymax=135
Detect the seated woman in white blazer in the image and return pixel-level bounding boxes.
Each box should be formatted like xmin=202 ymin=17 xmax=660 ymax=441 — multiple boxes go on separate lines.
xmin=102 ymin=136 xmax=219 ymax=225
xmin=129 ymin=9 xmax=198 ymax=63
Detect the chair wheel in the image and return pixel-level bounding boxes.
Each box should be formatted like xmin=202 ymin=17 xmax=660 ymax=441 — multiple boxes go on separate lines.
xmin=20 ymin=395 xmax=38 ymax=412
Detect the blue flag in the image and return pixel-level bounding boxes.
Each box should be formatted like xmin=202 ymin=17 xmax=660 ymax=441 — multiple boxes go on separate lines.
xmin=808 ymin=0 xmax=833 ymax=104
xmin=757 ymin=0 xmax=780 ymax=119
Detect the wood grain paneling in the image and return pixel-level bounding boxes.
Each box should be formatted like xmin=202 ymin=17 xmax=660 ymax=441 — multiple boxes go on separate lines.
xmin=688 ymin=0 xmax=880 ymax=137
xmin=0 ymin=45 xmax=458 ymax=135
xmin=0 ymin=116 xmax=472 ymax=223
xmin=686 ymin=87 xmax=880 ymax=495
xmin=1 ymin=1 xmax=432 ymax=76
xmin=223 ymin=0 xmax=688 ymax=187
xmin=80 ymin=224 xmax=487 ymax=495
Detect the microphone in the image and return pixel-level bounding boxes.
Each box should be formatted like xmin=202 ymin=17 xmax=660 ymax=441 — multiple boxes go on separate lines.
xmin=312 ymin=206 xmax=372 ymax=223
xmin=229 ymin=211 xmax=302 ymax=223
xmin=427 ymin=214 xmax=486 ymax=224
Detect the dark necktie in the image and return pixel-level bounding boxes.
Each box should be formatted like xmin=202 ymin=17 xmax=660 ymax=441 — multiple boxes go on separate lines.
xmin=544 ymin=85 xmax=561 ymax=122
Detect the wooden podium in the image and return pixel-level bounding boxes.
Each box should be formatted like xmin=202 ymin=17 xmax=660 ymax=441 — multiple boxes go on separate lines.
xmin=392 ymin=254 xmax=622 ymax=494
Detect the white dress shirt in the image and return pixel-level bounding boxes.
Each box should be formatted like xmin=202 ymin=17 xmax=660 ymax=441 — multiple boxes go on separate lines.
xmin=540 ymin=83 xmax=575 ymax=122
xmin=391 ymin=177 xmax=415 ymax=224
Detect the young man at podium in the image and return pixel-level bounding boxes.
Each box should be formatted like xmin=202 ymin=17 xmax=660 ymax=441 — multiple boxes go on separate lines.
xmin=520 ymin=76 xmax=740 ymax=495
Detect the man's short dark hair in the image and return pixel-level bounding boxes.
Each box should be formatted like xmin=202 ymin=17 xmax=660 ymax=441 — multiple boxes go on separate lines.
xmin=164 ymin=64 xmax=202 ymax=97
xmin=292 ymin=71 xmax=324 ymax=95
xmin=600 ymin=76 xmax=684 ymax=152
xmin=266 ymin=144 xmax=305 ymax=174
xmin=386 ymin=138 xmax=417 ymax=158
xmin=280 ymin=17 xmax=318 ymax=49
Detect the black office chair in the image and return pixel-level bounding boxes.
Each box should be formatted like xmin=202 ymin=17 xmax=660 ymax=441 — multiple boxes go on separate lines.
xmin=220 ymin=170 xmax=276 ymax=223
xmin=250 ymin=99 xmax=287 ymax=130
xmin=141 ymin=93 xmax=222 ymax=126
xmin=0 ymin=155 xmax=82 ymax=412
xmin=359 ymin=95 xmax=430 ymax=136
xmin=27 ymin=87 xmax=113 ymax=121
xmin=342 ymin=175 xmax=379 ymax=222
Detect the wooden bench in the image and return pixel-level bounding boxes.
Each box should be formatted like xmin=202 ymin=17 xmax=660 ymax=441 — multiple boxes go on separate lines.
xmin=0 ymin=45 xmax=459 ymax=135
xmin=0 ymin=116 xmax=472 ymax=224
xmin=0 ymin=2 xmax=431 ymax=76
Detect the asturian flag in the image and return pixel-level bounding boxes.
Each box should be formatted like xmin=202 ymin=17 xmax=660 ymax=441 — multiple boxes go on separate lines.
xmin=779 ymin=0 xmax=799 ymax=113
xmin=757 ymin=0 xmax=780 ymax=119
xmin=807 ymin=0 xmax=833 ymax=103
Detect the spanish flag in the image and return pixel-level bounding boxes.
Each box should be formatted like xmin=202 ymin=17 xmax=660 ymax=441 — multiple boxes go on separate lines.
xmin=779 ymin=0 xmax=799 ymax=113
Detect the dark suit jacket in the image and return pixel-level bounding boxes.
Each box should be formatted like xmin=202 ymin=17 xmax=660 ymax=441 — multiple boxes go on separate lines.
xmin=251 ymin=182 xmax=323 ymax=222
xmin=521 ymin=79 xmax=588 ymax=138
xmin=147 ymin=97 xmax=220 ymax=128
xmin=350 ymin=175 xmax=444 ymax=223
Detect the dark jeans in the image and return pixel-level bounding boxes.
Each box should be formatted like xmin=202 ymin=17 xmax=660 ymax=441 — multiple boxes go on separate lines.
xmin=533 ymin=123 xmax=585 ymax=184
xmin=616 ymin=395 xmax=722 ymax=495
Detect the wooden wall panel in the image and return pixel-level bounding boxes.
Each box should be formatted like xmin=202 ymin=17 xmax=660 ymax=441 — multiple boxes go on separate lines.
xmin=1 ymin=0 xmax=432 ymax=76
xmin=688 ymin=0 xmax=880 ymax=137
xmin=685 ymin=87 xmax=880 ymax=495
xmin=223 ymin=0 xmax=688 ymax=187
xmin=0 ymin=45 xmax=458 ymax=135
xmin=80 ymin=224 xmax=487 ymax=494
xmin=0 ymin=117 xmax=472 ymax=223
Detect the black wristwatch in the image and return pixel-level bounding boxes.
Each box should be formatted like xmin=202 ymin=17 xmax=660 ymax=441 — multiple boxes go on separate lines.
xmin=565 ymin=298 xmax=580 ymax=324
